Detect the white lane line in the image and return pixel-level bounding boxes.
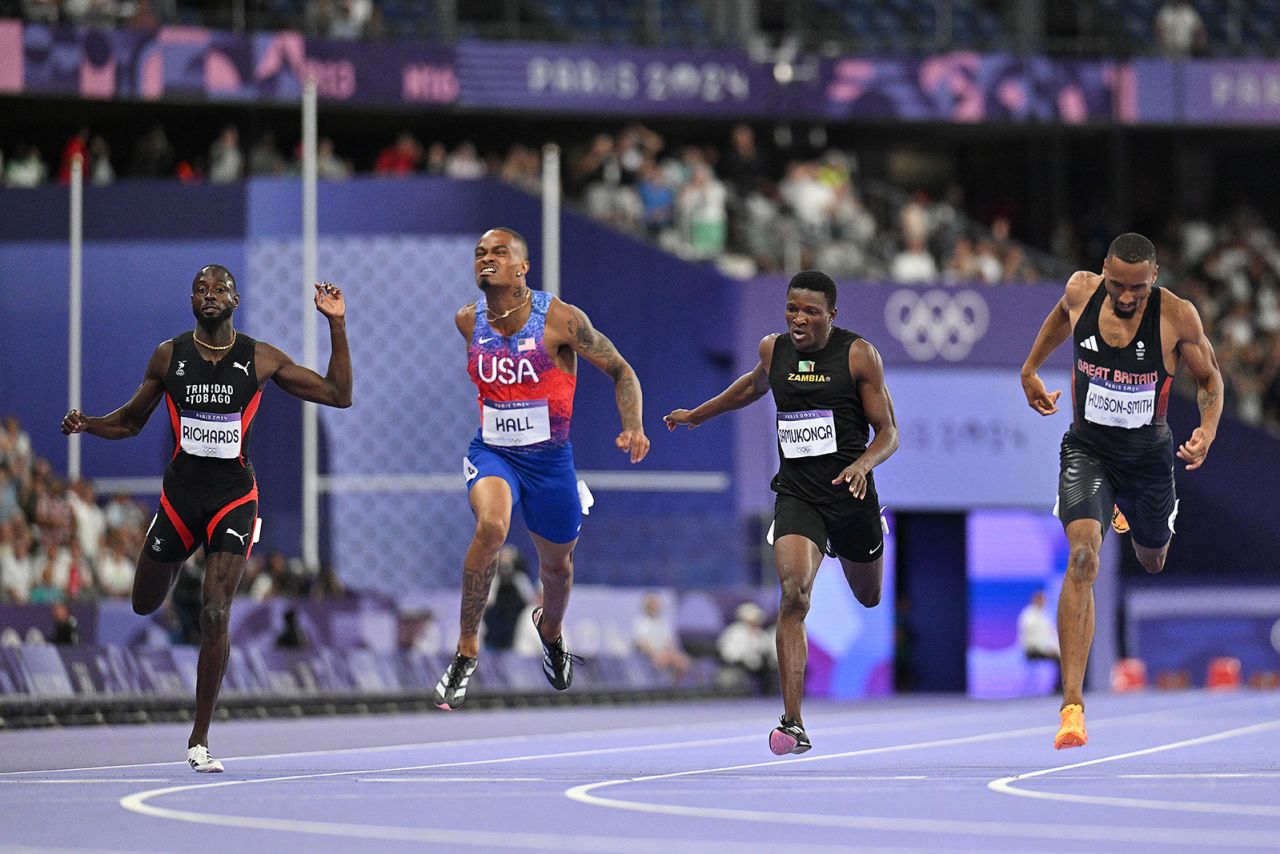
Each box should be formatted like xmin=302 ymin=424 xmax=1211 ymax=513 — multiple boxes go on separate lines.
xmin=1120 ymin=773 xmax=1280 ymax=779
xmin=354 ymin=777 xmax=548 ymax=783
xmin=1 ymin=701 xmax=1036 ymax=778
xmin=563 ymin=722 xmax=1280 ymax=848
xmin=987 ymin=719 xmax=1280 ymax=818
xmin=0 ymin=783 xmax=170 ymax=788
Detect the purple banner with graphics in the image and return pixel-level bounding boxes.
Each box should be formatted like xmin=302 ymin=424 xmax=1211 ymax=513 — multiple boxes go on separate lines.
xmin=821 ymin=52 xmax=1124 ymax=123
xmin=16 ymin=21 xmax=456 ymax=106
xmin=455 ymin=41 xmax=811 ymax=116
xmin=1131 ymin=58 xmax=1280 ymax=125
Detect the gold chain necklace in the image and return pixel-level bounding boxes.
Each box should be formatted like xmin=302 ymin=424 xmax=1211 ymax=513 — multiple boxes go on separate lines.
xmin=193 ymin=330 xmax=236 ymax=351
xmin=484 ymin=291 xmax=531 ymax=323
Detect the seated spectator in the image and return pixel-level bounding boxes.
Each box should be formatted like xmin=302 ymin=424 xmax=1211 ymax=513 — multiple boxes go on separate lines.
xmin=0 ymin=518 xmax=37 ymax=603
xmin=95 ymin=532 xmax=135 ymax=599
xmin=1017 ymin=589 xmax=1061 ymax=692
xmin=4 ymin=144 xmax=48 ymax=188
xmin=444 ymin=140 xmax=485 ymax=180
xmin=633 ymin=592 xmax=690 ymax=682
xmin=309 ymin=562 xmax=349 ymax=600
xmin=716 ymin=601 xmax=776 ymax=693
xmin=128 ymin=124 xmax=174 ymax=178
xmin=275 ymin=608 xmax=310 ymax=649
xmin=483 ymin=544 xmax=533 ymax=651
xmin=207 ymin=125 xmax=244 ymax=184
xmin=1155 ymin=0 xmax=1206 ymax=58
xmin=28 ymin=564 xmax=64 ymax=605
xmin=375 ymin=132 xmax=424 ymax=176
xmin=315 ymin=137 xmax=353 ymax=181
xmin=49 ymin=601 xmax=79 ymax=645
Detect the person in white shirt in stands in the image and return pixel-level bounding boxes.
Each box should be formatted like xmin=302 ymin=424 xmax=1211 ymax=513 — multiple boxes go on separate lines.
xmin=632 ymin=592 xmax=690 ymax=682
xmin=1155 ymin=0 xmax=1207 ymax=58
xmin=1017 ymin=589 xmax=1061 ymax=692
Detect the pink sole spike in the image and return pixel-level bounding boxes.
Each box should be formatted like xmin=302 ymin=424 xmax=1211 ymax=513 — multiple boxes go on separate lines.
xmin=770 ymin=730 xmax=798 ymax=755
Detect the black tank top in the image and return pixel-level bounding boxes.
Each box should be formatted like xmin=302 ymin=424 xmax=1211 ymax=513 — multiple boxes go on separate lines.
xmin=768 ymin=327 xmax=872 ymax=504
xmin=162 ymin=331 xmax=263 ymax=468
xmin=1070 ymin=283 xmax=1174 ymax=450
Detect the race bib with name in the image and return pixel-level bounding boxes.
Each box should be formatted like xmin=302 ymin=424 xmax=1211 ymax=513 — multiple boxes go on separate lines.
xmin=1084 ymin=380 xmax=1157 ymax=429
xmin=777 ymin=409 xmax=837 ymax=458
xmin=179 ymin=411 xmax=243 ymax=458
xmin=483 ymin=399 xmax=551 ymax=447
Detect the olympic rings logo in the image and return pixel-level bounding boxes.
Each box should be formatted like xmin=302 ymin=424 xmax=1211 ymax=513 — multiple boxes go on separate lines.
xmin=884 ymin=289 xmax=990 ymax=362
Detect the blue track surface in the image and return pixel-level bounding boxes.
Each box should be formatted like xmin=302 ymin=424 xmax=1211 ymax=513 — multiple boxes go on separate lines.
xmin=2 ymin=691 xmax=1279 ymax=852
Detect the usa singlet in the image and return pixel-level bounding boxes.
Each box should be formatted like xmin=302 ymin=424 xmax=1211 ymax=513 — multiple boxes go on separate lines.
xmin=1070 ymin=283 xmax=1174 ymax=450
xmin=768 ymin=327 xmax=872 ymax=504
xmin=145 ymin=331 xmax=262 ymax=562
xmin=467 ymin=290 xmax=576 ymax=452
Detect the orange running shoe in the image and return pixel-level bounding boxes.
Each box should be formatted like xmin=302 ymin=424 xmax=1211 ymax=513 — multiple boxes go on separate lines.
xmin=1054 ymin=704 xmax=1088 ymax=749
xmin=1111 ymin=506 xmax=1130 ymax=534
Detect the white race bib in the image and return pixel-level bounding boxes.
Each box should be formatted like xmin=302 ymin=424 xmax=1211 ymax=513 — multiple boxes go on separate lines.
xmin=1084 ymin=380 xmax=1157 ymax=429
xmin=482 ymin=399 xmax=551 ymax=447
xmin=777 ymin=409 xmax=837 ymax=458
xmin=179 ymin=411 xmax=243 ymax=458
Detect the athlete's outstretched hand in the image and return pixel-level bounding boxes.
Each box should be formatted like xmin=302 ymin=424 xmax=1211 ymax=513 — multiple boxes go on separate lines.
xmin=314 ymin=282 xmax=345 ymax=319
xmin=61 ymin=409 xmax=87 ymax=435
xmin=617 ymin=429 xmax=650 ymax=464
xmin=663 ymin=409 xmax=700 ymax=431
xmin=1177 ymin=427 xmax=1214 ymax=470
xmin=1021 ymin=373 xmax=1061 ymax=416
xmin=832 ymin=462 xmax=872 ymax=499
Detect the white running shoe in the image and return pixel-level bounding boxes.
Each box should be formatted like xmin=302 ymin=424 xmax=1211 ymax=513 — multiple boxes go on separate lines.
xmin=187 ymin=745 xmax=224 ymax=773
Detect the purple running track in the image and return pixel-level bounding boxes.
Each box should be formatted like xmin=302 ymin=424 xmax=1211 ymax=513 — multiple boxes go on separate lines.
xmin=2 ymin=691 xmax=1279 ymax=852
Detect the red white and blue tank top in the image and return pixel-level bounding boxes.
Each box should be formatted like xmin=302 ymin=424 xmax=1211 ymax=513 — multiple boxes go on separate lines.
xmin=467 ymin=290 xmax=576 ymax=451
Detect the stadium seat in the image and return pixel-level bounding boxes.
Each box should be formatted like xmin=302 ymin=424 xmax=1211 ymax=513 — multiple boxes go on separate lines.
xmin=1206 ymin=656 xmax=1243 ymax=690
xmin=1110 ymin=657 xmax=1147 ymax=692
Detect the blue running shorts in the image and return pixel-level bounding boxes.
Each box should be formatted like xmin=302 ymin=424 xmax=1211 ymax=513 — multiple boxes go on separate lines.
xmin=464 ymin=433 xmax=582 ymax=544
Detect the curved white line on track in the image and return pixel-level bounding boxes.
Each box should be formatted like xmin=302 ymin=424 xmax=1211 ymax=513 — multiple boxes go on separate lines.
xmin=987 ymin=719 xmax=1280 ymax=817
xmin=564 ymin=721 xmax=1280 ymax=848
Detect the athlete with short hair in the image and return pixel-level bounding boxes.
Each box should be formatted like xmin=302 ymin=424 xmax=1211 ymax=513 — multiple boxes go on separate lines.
xmin=62 ymin=265 xmax=352 ymax=771
xmin=432 ymin=227 xmax=649 ymax=710
xmin=665 ymin=270 xmax=899 ymax=754
xmin=1020 ymin=232 xmax=1223 ymax=749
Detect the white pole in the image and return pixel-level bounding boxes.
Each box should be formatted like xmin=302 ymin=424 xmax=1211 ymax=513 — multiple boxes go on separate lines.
xmin=301 ymin=78 xmax=320 ymax=569
xmin=67 ymin=154 xmax=84 ymax=481
xmin=541 ymin=143 xmax=561 ymax=299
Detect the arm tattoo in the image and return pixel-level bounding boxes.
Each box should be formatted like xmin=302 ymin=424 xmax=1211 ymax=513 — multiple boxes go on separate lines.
xmin=1197 ymin=387 xmax=1219 ymax=416
xmin=458 ymin=558 xmax=498 ymax=638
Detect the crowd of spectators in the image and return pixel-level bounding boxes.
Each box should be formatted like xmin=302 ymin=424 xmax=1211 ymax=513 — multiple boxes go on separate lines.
xmin=4 ymin=117 xmax=1279 ymax=435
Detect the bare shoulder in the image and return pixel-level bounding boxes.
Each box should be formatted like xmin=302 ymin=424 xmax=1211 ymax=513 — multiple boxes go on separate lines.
xmin=253 ymin=339 xmax=293 ymax=370
xmin=1160 ymin=288 xmax=1206 ymax=337
xmin=1064 ymin=270 xmax=1100 ymax=308
xmin=455 ymin=303 xmax=477 ymax=337
xmin=848 ymin=337 xmax=886 ymax=378
xmin=145 ymin=338 xmax=175 ymax=374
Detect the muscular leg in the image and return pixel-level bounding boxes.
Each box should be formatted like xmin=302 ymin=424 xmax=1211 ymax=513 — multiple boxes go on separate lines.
xmin=131 ymin=552 xmax=183 ymax=616
xmin=774 ymin=534 xmax=823 ymax=724
xmin=456 ymin=477 xmax=512 ymax=659
xmin=189 ymin=550 xmax=247 ymax=750
xmin=838 ymin=554 xmax=883 ymax=608
xmin=1059 ymin=518 xmax=1102 ymax=710
xmin=529 ymin=531 xmax=576 ymax=644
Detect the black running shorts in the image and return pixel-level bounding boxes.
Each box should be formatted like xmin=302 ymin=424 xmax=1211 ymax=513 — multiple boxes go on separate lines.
xmin=144 ymin=464 xmax=259 ymax=562
xmin=770 ymin=492 xmax=885 ymax=563
xmin=1057 ymin=429 xmax=1177 ymax=549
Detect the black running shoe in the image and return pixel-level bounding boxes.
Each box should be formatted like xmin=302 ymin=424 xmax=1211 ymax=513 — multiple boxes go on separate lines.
xmin=531 ymin=606 xmax=580 ymax=691
xmin=433 ymin=652 xmax=478 ymax=710
xmin=769 ymin=716 xmax=812 ymax=755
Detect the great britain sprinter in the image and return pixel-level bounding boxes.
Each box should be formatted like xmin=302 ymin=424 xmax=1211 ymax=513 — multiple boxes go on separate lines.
xmin=61 ymin=265 xmax=352 ymax=772
xmin=664 ymin=270 xmax=899 ymax=755
xmin=1020 ymin=232 xmax=1222 ymax=750
xmin=433 ymin=227 xmax=649 ymax=709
